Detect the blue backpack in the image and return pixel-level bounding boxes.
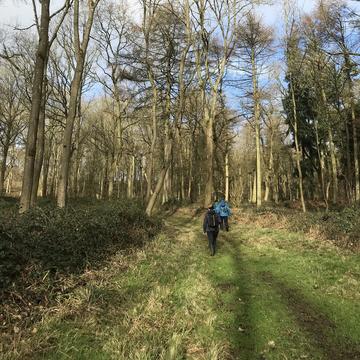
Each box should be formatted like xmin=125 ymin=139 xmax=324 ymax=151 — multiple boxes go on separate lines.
xmin=220 ymin=203 xmax=229 ymax=215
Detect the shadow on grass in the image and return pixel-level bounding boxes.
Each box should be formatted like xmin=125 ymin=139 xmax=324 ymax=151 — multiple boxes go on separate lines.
xmin=207 ymin=232 xmax=257 ymax=360
xmin=25 ymin=216 xmax=201 ymax=359
xmin=28 ymin=283 xmax=160 ymax=359
xmin=260 ymin=272 xmax=360 ymax=360
xmin=0 ymin=200 xmax=162 ymax=356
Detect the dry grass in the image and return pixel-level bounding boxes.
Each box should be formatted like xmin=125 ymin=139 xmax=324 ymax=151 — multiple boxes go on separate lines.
xmin=2 ymin=215 xmax=232 ymax=360
xmin=3 ymin=207 xmax=359 ymax=360
xmin=232 ymin=206 xmax=360 ymax=252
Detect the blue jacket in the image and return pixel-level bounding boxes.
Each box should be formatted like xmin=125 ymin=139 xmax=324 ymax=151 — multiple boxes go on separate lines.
xmin=215 ymin=200 xmax=231 ymax=217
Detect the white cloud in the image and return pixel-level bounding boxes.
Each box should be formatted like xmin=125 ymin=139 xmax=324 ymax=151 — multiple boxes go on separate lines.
xmin=256 ymin=0 xmax=319 ymax=27
xmin=256 ymin=0 xmax=360 ymax=27
xmin=0 ymin=0 xmax=141 ymax=28
xmin=0 ymin=0 xmax=35 ymax=28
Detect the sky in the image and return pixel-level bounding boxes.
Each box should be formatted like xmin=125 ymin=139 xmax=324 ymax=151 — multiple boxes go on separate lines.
xmin=0 ymin=0 xmax=141 ymax=28
xmin=2 ymin=0 xmax=360 ymax=32
xmin=0 ymin=0 xmax=355 ymax=29
xmin=1 ymin=0 xmax=360 ymax=111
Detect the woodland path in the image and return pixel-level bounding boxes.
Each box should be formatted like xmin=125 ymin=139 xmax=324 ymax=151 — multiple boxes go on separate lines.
xmin=8 ymin=209 xmax=360 ymax=360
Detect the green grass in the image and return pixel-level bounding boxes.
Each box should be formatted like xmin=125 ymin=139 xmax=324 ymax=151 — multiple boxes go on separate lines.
xmin=2 ymin=210 xmax=360 ymax=359
xmin=219 ymin=224 xmax=360 ymax=359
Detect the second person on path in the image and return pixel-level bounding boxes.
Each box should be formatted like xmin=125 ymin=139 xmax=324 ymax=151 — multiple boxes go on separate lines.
xmin=215 ymin=198 xmax=232 ymax=231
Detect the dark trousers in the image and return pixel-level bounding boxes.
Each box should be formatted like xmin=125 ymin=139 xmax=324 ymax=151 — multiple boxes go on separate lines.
xmin=220 ymin=216 xmax=229 ymax=231
xmin=207 ymin=231 xmax=218 ymax=256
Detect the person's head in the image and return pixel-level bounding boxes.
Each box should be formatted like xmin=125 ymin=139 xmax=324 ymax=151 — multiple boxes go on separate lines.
xmin=207 ymin=203 xmax=214 ymax=210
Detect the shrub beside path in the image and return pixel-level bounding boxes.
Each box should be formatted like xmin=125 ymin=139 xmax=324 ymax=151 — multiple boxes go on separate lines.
xmin=2 ymin=208 xmax=360 ymax=359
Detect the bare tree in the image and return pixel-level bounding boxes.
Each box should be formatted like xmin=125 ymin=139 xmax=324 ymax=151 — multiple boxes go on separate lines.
xmin=57 ymin=0 xmax=100 ymax=207
xmin=0 ymin=66 xmax=26 ymax=194
xmin=18 ymin=0 xmax=71 ymax=212
xmin=236 ymin=13 xmax=273 ymax=207
xmin=94 ymin=1 xmax=134 ymax=198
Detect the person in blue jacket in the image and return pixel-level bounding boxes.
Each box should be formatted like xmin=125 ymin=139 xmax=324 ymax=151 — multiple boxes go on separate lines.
xmin=215 ymin=197 xmax=231 ymax=231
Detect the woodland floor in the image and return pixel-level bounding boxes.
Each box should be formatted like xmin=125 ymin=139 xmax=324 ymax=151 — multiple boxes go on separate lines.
xmin=3 ymin=208 xmax=360 ymax=360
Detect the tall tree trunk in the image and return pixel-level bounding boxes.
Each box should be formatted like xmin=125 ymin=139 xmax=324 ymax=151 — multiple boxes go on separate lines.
xmin=31 ymin=76 xmax=47 ymax=206
xmin=204 ymin=106 xmax=214 ymax=207
xmin=328 ymin=128 xmax=338 ymax=204
xmin=248 ymin=173 xmax=252 ymax=203
xmin=320 ymin=87 xmax=338 ymax=205
xmin=108 ymin=154 xmax=116 ymax=199
xmin=50 ymin=144 xmax=59 ymax=197
xmin=146 ymin=0 xmax=190 ymax=209
xmin=57 ymin=0 xmax=98 ymax=207
xmin=146 ymin=86 xmax=158 ymax=201
xmin=273 ymin=172 xmax=279 ymax=204
xmin=288 ymin=172 xmax=293 ymax=201
xmin=0 ymin=143 xmax=9 ymax=195
xmin=140 ymin=157 xmax=144 ymax=199
xmin=73 ymin=158 xmax=81 ymax=197
xmin=252 ymin=48 xmax=262 ymax=208
xmin=343 ymin=52 xmax=360 ymax=201
xmin=281 ymin=174 xmax=287 ymax=200
xmin=110 ymin=92 xmax=124 ymax=199
xmin=19 ymin=0 xmax=50 ymax=213
xmin=162 ymin=121 xmax=171 ymax=203
xmin=336 ymin=98 xmax=352 ymax=201
xmin=146 ymin=142 xmax=173 ymax=216
xmin=203 ymin=84 xmax=223 ymax=207
xmin=41 ymin=135 xmax=52 ymax=198
xmin=251 ymin=171 xmax=257 ymax=204
xmin=255 ymin=120 xmax=262 ymax=207
xmin=57 ymin=67 xmax=83 ymax=206
xmin=6 ymin=167 xmax=12 ymax=195
xmin=225 ymin=150 xmax=229 ymax=202
xmin=344 ymin=118 xmax=353 ymax=202
xmin=143 ymin=0 xmax=158 ymax=203
xmin=314 ymin=121 xmax=327 ymax=207
xmin=127 ymin=155 xmax=135 ymax=199
xmin=187 ymin=151 xmax=193 ymax=201
xmin=290 ymin=76 xmax=306 ymax=212
xmin=350 ymin=95 xmax=359 ymax=201
xmin=72 ymin=107 xmax=82 ymax=197
xmin=179 ymin=149 xmax=185 ymax=201
xmin=102 ymin=153 xmax=109 ymax=199
xmin=117 ymin=165 xmax=121 ymax=199
xmin=264 ymin=128 xmax=274 ymax=202
xmin=162 ymin=51 xmax=173 ymax=204
xmin=264 ymin=178 xmax=270 ymax=202
xmin=177 ymin=136 xmax=185 ymax=201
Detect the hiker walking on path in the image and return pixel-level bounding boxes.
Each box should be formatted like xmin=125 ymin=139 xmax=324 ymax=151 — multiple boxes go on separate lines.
xmin=215 ymin=198 xmax=231 ymax=231
xmin=203 ymin=204 xmax=220 ymax=256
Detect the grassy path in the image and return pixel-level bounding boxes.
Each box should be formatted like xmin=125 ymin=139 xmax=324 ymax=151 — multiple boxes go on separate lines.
xmin=6 ymin=209 xmax=360 ymax=359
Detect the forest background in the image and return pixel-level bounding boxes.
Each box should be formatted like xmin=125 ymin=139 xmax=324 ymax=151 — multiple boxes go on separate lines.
xmin=1 ymin=1 xmax=360 ymax=357
xmin=1 ymin=0 xmax=360 ymax=214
